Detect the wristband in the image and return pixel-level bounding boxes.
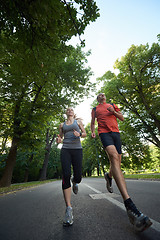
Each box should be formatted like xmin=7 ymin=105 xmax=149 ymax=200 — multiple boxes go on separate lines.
xmin=80 ymin=132 xmax=82 ymax=136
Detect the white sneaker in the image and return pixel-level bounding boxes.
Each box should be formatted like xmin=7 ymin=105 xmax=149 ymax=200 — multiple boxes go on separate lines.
xmin=63 ymin=206 xmax=73 ymax=226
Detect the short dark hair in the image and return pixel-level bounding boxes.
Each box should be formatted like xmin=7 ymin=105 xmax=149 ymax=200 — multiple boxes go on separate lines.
xmin=97 ymin=93 xmax=104 ymax=102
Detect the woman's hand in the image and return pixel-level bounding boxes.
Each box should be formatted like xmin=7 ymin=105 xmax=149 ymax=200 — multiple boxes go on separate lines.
xmin=73 ymin=129 xmax=80 ymax=137
xmin=56 ymin=134 xmax=62 ymax=144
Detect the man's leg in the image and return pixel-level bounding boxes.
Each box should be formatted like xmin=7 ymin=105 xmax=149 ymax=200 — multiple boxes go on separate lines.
xmin=105 ymin=145 xmax=152 ymax=231
xmin=105 ymin=153 xmax=121 ymax=193
xmin=108 ymin=154 xmax=121 ymax=178
xmin=105 ymin=145 xmax=129 ymax=200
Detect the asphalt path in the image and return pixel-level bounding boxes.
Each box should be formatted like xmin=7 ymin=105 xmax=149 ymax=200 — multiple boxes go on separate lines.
xmin=0 ymin=178 xmax=160 ymax=240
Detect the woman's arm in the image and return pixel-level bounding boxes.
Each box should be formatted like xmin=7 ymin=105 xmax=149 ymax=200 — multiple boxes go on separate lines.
xmin=56 ymin=123 xmax=64 ymax=144
xmin=74 ymin=119 xmax=87 ymax=138
xmin=91 ymin=108 xmax=96 ymax=138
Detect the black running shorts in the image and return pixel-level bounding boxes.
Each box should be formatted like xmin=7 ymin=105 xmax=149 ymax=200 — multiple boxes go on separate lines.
xmin=99 ymin=132 xmax=122 ymax=154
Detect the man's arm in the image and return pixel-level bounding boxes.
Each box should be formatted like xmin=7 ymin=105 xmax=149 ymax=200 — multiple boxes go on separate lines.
xmin=91 ymin=109 xmax=96 ymax=138
xmin=113 ymin=110 xmax=124 ymax=121
xmin=107 ymin=106 xmax=124 ymax=121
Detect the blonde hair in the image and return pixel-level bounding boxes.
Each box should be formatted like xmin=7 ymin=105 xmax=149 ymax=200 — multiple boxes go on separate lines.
xmin=74 ymin=114 xmax=83 ymax=121
xmin=65 ymin=108 xmax=83 ymax=121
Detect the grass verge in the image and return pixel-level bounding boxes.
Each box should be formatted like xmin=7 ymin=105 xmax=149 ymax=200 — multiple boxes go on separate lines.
xmin=90 ymin=173 xmax=160 ymax=180
xmin=124 ymin=173 xmax=160 ymax=180
xmin=0 ymin=179 xmax=56 ymax=195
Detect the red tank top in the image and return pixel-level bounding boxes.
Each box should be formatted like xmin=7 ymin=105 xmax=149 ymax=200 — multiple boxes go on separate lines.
xmin=92 ymin=103 xmax=120 ymax=134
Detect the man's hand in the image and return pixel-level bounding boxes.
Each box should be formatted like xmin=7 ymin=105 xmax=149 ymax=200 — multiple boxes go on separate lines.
xmin=91 ymin=132 xmax=96 ymax=138
xmin=107 ymin=106 xmax=114 ymax=113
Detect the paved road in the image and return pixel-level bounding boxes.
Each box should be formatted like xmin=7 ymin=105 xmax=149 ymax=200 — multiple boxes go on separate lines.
xmin=0 ymin=178 xmax=160 ymax=240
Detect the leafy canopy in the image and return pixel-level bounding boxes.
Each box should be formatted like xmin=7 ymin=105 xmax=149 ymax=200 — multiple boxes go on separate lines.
xmin=97 ymin=40 xmax=160 ymax=148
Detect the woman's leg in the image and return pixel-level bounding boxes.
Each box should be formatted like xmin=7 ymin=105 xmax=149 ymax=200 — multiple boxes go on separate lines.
xmin=61 ymin=148 xmax=72 ymax=206
xmin=71 ymin=149 xmax=83 ymax=184
xmin=63 ymin=187 xmax=72 ymax=207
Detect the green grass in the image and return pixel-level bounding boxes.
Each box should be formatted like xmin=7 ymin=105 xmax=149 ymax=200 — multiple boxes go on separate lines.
xmin=90 ymin=173 xmax=160 ymax=180
xmin=0 ymin=179 xmax=56 ymax=195
xmin=124 ymin=173 xmax=160 ymax=179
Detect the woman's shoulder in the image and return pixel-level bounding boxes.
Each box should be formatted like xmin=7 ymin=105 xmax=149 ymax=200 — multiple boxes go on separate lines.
xmin=60 ymin=122 xmax=64 ymax=128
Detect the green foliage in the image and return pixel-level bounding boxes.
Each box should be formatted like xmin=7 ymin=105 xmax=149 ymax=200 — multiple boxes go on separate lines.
xmin=89 ymin=38 xmax=160 ymax=173
xmin=0 ymin=153 xmax=8 ymax=179
xmin=82 ymin=124 xmax=109 ymax=176
xmin=0 ymin=0 xmax=100 ymax=185
xmin=47 ymin=143 xmax=61 ymax=179
xmin=149 ymin=145 xmax=160 ymax=170
xmin=11 ymin=147 xmax=44 ymax=183
xmin=0 ymin=0 xmax=100 ymax=44
xmin=98 ymin=40 xmax=160 ymax=149
xmin=10 ymin=141 xmax=61 ymax=183
xmin=118 ymin=117 xmax=152 ymax=170
xmin=0 ymin=0 xmax=99 ymax=143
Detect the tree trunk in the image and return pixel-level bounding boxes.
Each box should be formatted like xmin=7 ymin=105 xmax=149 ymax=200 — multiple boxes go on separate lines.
xmin=24 ymin=169 xmax=29 ymax=183
xmin=39 ymin=130 xmax=56 ymax=181
xmin=0 ymin=137 xmax=19 ymax=187
xmin=0 ymin=86 xmax=44 ymax=187
xmin=24 ymin=153 xmax=34 ymax=182
xmin=39 ymin=148 xmax=50 ymax=181
xmin=101 ymin=165 xmax=105 ymax=175
xmin=97 ymin=166 xmax=99 ymax=176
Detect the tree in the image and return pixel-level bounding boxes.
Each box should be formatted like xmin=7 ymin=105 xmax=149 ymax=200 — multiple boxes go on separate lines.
xmin=0 ymin=0 xmax=100 ymax=187
xmin=118 ymin=118 xmax=152 ymax=171
xmin=0 ymin=0 xmax=99 ymax=45
xmin=82 ymin=124 xmax=109 ymax=176
xmin=149 ymin=145 xmax=160 ymax=170
xmin=97 ymin=39 xmax=160 ymax=148
xmin=39 ymin=125 xmax=56 ymax=181
xmin=47 ymin=143 xmax=61 ymax=179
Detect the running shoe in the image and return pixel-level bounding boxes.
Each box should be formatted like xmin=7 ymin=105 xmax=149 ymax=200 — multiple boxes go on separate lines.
xmin=63 ymin=206 xmax=73 ymax=226
xmin=126 ymin=202 xmax=152 ymax=232
xmin=104 ymin=172 xmax=113 ymax=193
xmin=71 ymin=177 xmax=78 ymax=194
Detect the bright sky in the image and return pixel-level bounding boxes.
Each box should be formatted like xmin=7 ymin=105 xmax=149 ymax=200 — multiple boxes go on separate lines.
xmin=72 ymin=0 xmax=160 ymax=126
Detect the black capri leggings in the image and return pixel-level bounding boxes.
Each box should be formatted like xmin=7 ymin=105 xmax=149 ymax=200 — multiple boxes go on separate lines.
xmin=60 ymin=148 xmax=83 ymax=190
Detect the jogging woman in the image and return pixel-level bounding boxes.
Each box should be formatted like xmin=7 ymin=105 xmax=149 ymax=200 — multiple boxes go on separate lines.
xmin=56 ymin=107 xmax=86 ymax=226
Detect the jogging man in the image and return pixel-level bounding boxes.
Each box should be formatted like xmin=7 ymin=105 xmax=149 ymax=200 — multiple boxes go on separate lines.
xmin=91 ymin=93 xmax=152 ymax=232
